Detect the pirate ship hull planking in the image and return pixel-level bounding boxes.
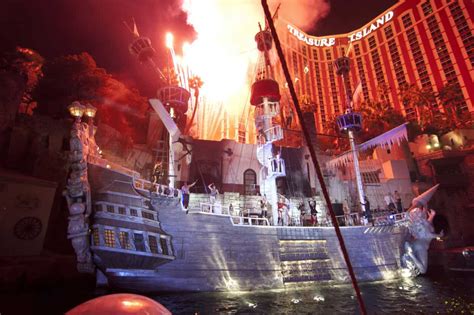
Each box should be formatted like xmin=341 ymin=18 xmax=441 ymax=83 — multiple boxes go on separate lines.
xmin=86 ymin=161 xmax=407 ymax=292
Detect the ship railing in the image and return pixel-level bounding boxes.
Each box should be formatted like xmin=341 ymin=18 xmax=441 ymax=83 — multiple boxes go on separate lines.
xmin=230 ymin=215 xmax=270 ymax=226
xmin=332 ymin=213 xmax=361 ymax=226
xmin=267 ymin=158 xmax=285 ymax=178
xmin=257 ymin=125 xmax=283 ymax=145
xmin=133 ymin=179 xmax=181 ymax=199
xmin=255 ymin=100 xmax=280 ymax=118
xmin=88 ymin=155 xmax=140 ymax=178
xmin=198 ymin=202 xmax=230 ymax=215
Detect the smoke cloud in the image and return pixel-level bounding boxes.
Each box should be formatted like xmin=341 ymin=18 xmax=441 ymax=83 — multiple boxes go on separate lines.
xmin=274 ymin=0 xmax=331 ymax=31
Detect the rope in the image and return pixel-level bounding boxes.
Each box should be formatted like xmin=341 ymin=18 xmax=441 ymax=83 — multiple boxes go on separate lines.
xmin=261 ymin=2 xmax=367 ymax=314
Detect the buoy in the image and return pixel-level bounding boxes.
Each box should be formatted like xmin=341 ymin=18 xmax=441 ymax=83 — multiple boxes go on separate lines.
xmin=66 ymin=293 xmax=171 ymax=315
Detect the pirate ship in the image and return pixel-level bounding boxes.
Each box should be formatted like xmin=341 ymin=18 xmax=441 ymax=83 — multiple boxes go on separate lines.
xmin=62 ymin=17 xmax=414 ymax=292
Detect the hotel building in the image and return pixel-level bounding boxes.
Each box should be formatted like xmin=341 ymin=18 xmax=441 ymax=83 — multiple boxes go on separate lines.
xmin=275 ymin=0 xmax=474 ymax=132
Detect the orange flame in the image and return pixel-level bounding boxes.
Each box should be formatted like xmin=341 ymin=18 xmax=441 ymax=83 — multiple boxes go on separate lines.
xmin=178 ymin=0 xmax=330 ymax=140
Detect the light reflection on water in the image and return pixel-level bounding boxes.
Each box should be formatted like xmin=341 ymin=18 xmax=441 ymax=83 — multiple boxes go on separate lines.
xmin=153 ymin=275 xmax=474 ymax=314
xmin=1 ymin=274 xmax=473 ymax=314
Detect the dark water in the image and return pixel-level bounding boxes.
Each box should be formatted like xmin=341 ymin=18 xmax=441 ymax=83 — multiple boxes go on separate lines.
xmin=1 ymin=273 xmax=473 ymax=314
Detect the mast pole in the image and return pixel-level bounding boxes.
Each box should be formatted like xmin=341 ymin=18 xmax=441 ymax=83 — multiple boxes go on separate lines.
xmin=342 ymin=70 xmax=365 ymax=206
xmin=260 ymin=1 xmax=367 ymax=314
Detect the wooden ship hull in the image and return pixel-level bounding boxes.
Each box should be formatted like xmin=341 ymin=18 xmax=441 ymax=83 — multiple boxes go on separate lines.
xmin=86 ymin=163 xmax=407 ymax=292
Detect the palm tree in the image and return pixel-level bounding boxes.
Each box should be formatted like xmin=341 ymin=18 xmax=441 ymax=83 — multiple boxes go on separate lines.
xmin=185 ymin=75 xmax=203 ymax=134
xmin=437 ymin=82 xmax=465 ymax=127
xmin=399 ymin=84 xmax=437 ymax=130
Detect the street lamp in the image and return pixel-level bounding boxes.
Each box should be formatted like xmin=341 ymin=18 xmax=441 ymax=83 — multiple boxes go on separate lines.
xmin=84 ymin=104 xmax=97 ymax=119
xmin=68 ymin=101 xmax=86 ymax=121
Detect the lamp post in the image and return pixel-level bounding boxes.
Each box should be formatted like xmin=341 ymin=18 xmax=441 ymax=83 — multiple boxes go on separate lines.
xmin=68 ymin=101 xmax=86 ymax=123
xmin=334 ymin=56 xmax=365 ymax=207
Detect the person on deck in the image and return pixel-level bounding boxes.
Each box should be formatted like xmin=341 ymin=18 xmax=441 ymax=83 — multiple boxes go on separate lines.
xmin=260 ymin=195 xmax=268 ymax=219
xmin=208 ymin=183 xmax=219 ymax=208
xmin=298 ymin=201 xmax=306 ymax=226
xmin=309 ymin=199 xmax=318 ymax=226
xmin=181 ymin=180 xmax=197 ymax=213
xmin=361 ymin=196 xmax=373 ymax=226
xmin=277 ymin=198 xmax=284 ymax=226
xmin=151 ymin=161 xmax=164 ymax=185
xmin=394 ymin=190 xmax=403 ymax=213
xmin=384 ymin=193 xmax=396 ymax=213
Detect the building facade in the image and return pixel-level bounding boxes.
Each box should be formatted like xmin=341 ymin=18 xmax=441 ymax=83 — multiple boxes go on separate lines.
xmin=275 ymin=0 xmax=474 ymax=132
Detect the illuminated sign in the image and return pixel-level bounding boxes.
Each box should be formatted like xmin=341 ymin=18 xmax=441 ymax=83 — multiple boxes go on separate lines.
xmin=287 ymin=11 xmax=395 ymax=46
xmin=287 ymin=25 xmax=335 ymax=47
xmin=348 ymin=11 xmax=394 ymax=42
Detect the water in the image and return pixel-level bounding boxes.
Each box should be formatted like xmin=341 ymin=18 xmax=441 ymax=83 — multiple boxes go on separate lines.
xmin=1 ymin=274 xmax=473 ymax=314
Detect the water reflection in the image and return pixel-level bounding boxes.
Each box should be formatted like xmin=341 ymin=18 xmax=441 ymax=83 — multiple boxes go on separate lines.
xmin=154 ymin=276 xmax=474 ymax=314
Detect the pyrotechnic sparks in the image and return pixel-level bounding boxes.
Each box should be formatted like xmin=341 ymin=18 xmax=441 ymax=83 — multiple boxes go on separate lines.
xmin=165 ymin=0 xmax=330 ymax=141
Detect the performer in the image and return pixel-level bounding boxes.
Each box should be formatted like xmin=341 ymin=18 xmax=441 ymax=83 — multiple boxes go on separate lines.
xmin=181 ymin=180 xmax=197 ymax=213
xmin=394 ymin=190 xmax=403 ymax=213
xmin=208 ymin=183 xmax=219 ymax=205
xmin=308 ymin=199 xmax=318 ymax=226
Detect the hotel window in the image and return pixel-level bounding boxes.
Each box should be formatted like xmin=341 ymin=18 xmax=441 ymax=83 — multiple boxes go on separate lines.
xmin=292 ymin=51 xmax=299 ymax=76
xmin=401 ymin=14 xmax=412 ymax=28
xmin=370 ymin=49 xmax=385 ymax=85
xmin=425 ymin=14 xmax=465 ymax=112
xmin=314 ymin=63 xmax=325 ymax=124
xmin=104 ymin=229 xmax=115 ymax=247
xmin=384 ymin=25 xmax=394 ymax=39
xmin=119 ymin=231 xmax=131 ymax=249
xmin=133 ymin=233 xmax=146 ymax=252
xmin=421 ymin=1 xmax=433 ymax=17
xmin=243 ymin=169 xmax=257 ymax=195
xmin=92 ymin=228 xmax=100 ymax=246
xmin=118 ymin=207 xmax=126 ymax=215
xmin=160 ymin=237 xmax=169 ymax=255
xmin=387 ymin=38 xmax=407 ymax=87
xmin=449 ymin=1 xmax=474 ymax=66
xmin=405 ymin=27 xmax=432 ymax=89
xmin=130 ymin=208 xmax=138 ymax=217
xmin=301 ymin=45 xmax=307 ymax=56
xmin=148 ymin=235 xmax=159 ymax=254
xmin=368 ymin=36 xmax=377 ymax=50
xmin=354 ymin=44 xmax=361 ymax=56
xmin=356 ymin=58 xmax=369 ymax=101
xmin=106 ymin=205 xmax=114 ymax=213
xmin=312 ymin=48 xmax=318 ymax=60
xmin=326 ymin=50 xmax=340 ymax=113
xmin=142 ymin=211 xmax=155 ymax=221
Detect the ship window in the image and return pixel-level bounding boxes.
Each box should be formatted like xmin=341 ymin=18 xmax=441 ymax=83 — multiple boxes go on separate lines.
xmin=160 ymin=237 xmax=169 ymax=255
xmin=142 ymin=211 xmax=155 ymax=220
xmin=104 ymin=229 xmax=115 ymax=247
xmin=148 ymin=235 xmax=159 ymax=254
xmin=118 ymin=231 xmax=130 ymax=249
xmin=130 ymin=209 xmax=138 ymax=217
xmin=92 ymin=228 xmax=100 ymax=246
xmin=134 ymin=233 xmax=146 ymax=251
xmin=94 ymin=204 xmax=103 ymax=212
xmin=106 ymin=205 xmax=114 ymax=213
xmin=243 ymin=169 xmax=257 ymax=195
xmin=118 ymin=207 xmax=126 ymax=215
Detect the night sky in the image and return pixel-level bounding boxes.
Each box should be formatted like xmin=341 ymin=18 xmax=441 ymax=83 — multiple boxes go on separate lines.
xmin=1 ymin=0 xmax=397 ymax=96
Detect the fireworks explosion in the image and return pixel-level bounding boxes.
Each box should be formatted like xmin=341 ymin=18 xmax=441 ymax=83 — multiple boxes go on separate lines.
xmin=167 ymin=0 xmax=330 ymax=141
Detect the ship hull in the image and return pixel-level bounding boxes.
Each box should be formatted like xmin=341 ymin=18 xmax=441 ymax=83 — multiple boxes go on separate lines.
xmin=104 ymin=206 xmax=407 ymax=292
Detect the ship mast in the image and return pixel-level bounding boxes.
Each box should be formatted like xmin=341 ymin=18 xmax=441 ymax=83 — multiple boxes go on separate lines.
xmin=125 ymin=20 xmax=191 ymax=188
xmin=334 ymin=56 xmax=365 ymax=207
xmin=250 ymin=24 xmax=285 ymax=225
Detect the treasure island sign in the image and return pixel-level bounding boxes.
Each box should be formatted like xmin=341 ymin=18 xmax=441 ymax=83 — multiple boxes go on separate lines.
xmin=287 ymin=11 xmax=394 ymax=47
